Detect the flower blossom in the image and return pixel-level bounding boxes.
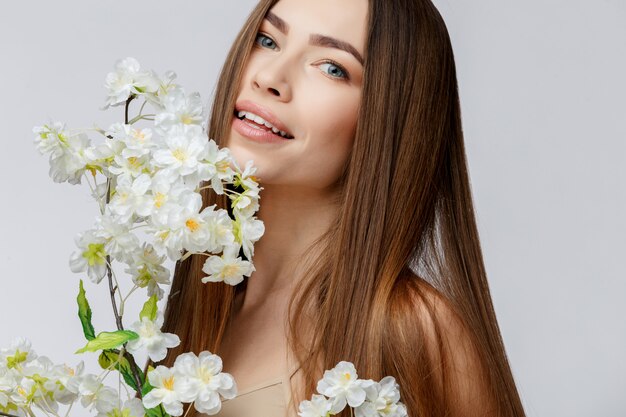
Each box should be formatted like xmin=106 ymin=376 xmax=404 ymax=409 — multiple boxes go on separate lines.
xmin=143 ymin=366 xmax=183 ymax=416
xmin=233 ymin=214 xmax=264 ymax=260
xmin=126 ymin=243 xmax=171 ymax=300
xmin=155 ymin=88 xmax=205 ymax=132
xmin=152 ymin=124 xmax=213 ymax=183
xmin=77 ymin=374 xmax=118 ymax=415
xmin=151 ymin=193 xmax=233 ymax=260
xmin=201 ymin=244 xmax=254 ymax=286
xmin=104 ymin=57 xmax=159 ymax=108
xmin=126 ymin=312 xmax=180 ymax=362
xmin=298 ymin=394 xmax=333 ymax=417
xmin=69 ymin=231 xmax=108 ymax=284
xmin=173 ymin=352 xmax=236 ymax=415
xmin=355 ymin=376 xmax=407 ymax=417
xmin=108 ymin=174 xmax=152 ymax=222
xmin=93 ymin=212 xmax=140 ymax=264
xmin=97 ymin=398 xmax=145 ymax=417
xmin=316 ymin=361 xmax=377 ymax=414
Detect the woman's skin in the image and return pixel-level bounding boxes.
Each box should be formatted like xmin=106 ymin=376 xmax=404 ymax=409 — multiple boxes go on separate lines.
xmin=220 ymin=0 xmax=368 ymax=392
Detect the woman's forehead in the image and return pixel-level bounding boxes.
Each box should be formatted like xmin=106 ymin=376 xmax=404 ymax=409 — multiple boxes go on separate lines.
xmin=267 ymin=0 xmax=368 ymax=56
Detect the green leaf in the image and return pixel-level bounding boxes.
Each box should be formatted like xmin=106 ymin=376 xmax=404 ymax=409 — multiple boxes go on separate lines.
xmin=99 ymin=349 xmax=144 ymax=392
xmin=145 ymin=404 xmax=170 ymax=417
xmin=98 ymin=349 xmax=122 ymax=369
xmin=141 ymin=379 xmax=154 ymax=397
xmin=77 ymin=280 xmax=96 ymax=341
xmin=139 ymin=295 xmax=158 ymax=322
xmin=75 ymin=330 xmax=139 ymax=354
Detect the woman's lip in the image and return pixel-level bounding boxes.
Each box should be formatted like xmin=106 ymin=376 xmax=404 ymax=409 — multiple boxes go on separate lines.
xmin=235 ymin=99 xmax=294 ymax=137
xmin=232 ymin=115 xmax=292 ymax=144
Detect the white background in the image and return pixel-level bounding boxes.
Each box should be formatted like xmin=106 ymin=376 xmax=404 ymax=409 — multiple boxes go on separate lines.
xmin=0 ymin=1 xmax=624 ymax=416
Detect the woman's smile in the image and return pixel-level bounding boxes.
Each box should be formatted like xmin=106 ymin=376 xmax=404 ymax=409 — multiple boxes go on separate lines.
xmin=232 ymin=99 xmax=295 ymax=144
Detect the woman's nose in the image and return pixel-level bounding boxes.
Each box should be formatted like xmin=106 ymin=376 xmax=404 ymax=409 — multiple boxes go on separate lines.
xmin=250 ymin=58 xmax=293 ymax=102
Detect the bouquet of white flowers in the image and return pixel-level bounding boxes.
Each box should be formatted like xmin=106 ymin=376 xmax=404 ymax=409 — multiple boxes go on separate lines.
xmin=0 ymin=58 xmax=407 ymax=417
xmin=1 ymin=57 xmax=263 ymax=417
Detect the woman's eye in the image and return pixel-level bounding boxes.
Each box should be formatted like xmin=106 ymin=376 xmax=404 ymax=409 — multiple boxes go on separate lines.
xmin=319 ymin=62 xmax=349 ymax=80
xmin=255 ymin=33 xmax=277 ymax=50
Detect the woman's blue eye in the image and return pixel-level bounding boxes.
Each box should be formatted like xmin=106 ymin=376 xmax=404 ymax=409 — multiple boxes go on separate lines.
xmin=319 ymin=62 xmax=349 ymax=80
xmin=255 ymin=34 xmax=277 ymax=50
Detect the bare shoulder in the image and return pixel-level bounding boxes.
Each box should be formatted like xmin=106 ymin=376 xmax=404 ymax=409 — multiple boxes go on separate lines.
xmin=392 ymin=273 xmax=500 ymax=416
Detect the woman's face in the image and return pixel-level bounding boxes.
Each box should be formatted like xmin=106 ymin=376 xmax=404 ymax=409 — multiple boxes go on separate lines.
xmin=227 ymin=0 xmax=368 ymax=191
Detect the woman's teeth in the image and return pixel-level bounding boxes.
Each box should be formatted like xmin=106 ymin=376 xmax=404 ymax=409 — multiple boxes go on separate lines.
xmin=237 ymin=110 xmax=293 ymax=139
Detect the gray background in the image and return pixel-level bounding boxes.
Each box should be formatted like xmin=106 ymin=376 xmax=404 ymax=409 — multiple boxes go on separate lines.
xmin=0 ymin=1 xmax=624 ymax=416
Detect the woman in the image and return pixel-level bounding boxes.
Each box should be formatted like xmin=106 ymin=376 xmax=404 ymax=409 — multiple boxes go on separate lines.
xmin=162 ymin=0 xmax=526 ymax=416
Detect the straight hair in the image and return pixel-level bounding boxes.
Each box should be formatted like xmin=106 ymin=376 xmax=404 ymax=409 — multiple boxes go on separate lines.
xmin=161 ymin=1 xmax=526 ymax=416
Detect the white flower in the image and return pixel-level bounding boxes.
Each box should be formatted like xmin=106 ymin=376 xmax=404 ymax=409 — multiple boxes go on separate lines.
xmin=126 ymin=243 xmax=171 ymax=300
xmin=145 ymin=174 xmax=189 ymax=225
xmin=1 ymin=338 xmax=37 ymax=370
xmin=98 ymin=398 xmax=145 ymax=417
xmin=33 ymin=122 xmax=67 ymax=155
xmin=143 ymin=70 xmax=179 ymax=107
xmin=202 ymin=206 xmax=236 ymax=254
xmin=126 ymin=312 xmax=180 ymax=362
xmin=234 ymin=160 xmax=260 ymax=190
xmin=109 ymin=154 xmax=151 ymax=179
xmin=77 ymin=375 xmax=118 ymax=414
xmin=94 ymin=212 xmax=140 ymax=264
xmin=143 ymin=366 xmax=183 ymax=417
xmin=155 ymin=88 xmax=205 ymax=132
xmin=173 ymin=352 xmax=236 ymax=415
xmin=0 ymin=370 xmax=17 ymax=410
xmin=47 ymin=132 xmax=93 ymax=185
xmin=151 ymin=192 xmax=227 ymax=260
xmin=298 ymin=394 xmax=333 ymax=417
xmin=122 ymin=128 xmax=155 ymax=159
xmin=51 ymin=362 xmax=84 ymax=404
xmin=204 ymin=139 xmax=235 ymax=195
xmin=108 ymin=174 xmax=152 ymax=222
xmin=231 ymin=187 xmax=260 ymax=219
xmin=104 ymin=57 xmax=159 ymax=108
xmin=19 ymin=357 xmax=63 ymax=412
xmin=152 ymin=125 xmax=211 ymax=183
xmin=233 ymin=214 xmax=264 ymax=260
xmin=355 ymin=377 xmax=407 ymax=417
xmin=69 ymin=230 xmax=108 ymax=283
xmin=316 ymin=361 xmax=377 ymax=413
xmin=201 ymin=244 xmax=254 ymax=286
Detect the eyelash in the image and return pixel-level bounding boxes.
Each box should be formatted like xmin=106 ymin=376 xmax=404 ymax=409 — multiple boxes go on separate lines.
xmin=253 ymin=32 xmax=351 ymax=82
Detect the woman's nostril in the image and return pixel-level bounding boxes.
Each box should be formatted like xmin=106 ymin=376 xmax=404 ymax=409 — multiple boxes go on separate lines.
xmin=269 ymin=87 xmax=280 ymax=96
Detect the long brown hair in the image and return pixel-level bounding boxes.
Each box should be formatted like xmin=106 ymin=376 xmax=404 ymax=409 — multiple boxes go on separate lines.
xmin=161 ymin=1 xmax=526 ymax=416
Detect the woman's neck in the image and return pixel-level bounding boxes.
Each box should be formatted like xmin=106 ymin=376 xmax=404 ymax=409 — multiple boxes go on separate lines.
xmin=237 ymin=183 xmax=339 ymax=313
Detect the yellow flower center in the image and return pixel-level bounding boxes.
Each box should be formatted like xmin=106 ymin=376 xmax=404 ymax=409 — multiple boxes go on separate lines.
xmin=216 ymin=160 xmax=230 ymax=173
xmin=221 ymin=265 xmax=240 ymax=278
xmin=127 ymin=157 xmax=141 ymax=170
xmin=181 ymin=115 xmax=194 ymax=125
xmin=132 ymin=130 xmax=146 ymax=142
xmin=154 ymin=192 xmax=166 ymax=208
xmin=198 ymin=367 xmax=213 ymax=385
xmin=172 ymin=148 xmax=187 ymax=161
xmin=162 ymin=376 xmax=175 ymax=391
xmin=186 ymin=219 xmax=200 ymax=232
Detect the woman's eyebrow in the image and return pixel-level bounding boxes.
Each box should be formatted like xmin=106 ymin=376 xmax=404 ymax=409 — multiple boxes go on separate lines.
xmin=265 ymin=11 xmax=364 ymax=66
xmin=309 ymin=34 xmax=364 ymax=66
xmin=266 ymin=11 xmax=289 ymax=34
